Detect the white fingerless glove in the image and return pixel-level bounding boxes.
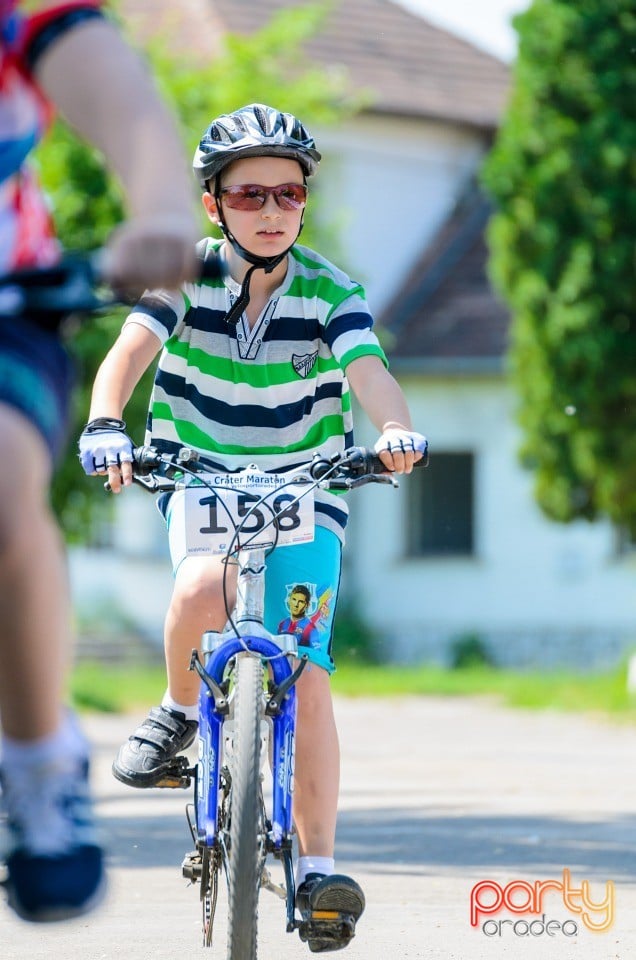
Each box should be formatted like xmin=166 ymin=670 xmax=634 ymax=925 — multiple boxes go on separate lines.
xmin=374 ymin=429 xmax=428 ymax=456
xmin=78 ymin=417 xmax=133 ymax=475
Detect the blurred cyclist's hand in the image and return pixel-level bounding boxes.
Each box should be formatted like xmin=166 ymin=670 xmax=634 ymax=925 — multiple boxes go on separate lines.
xmin=102 ymin=213 xmax=199 ymax=295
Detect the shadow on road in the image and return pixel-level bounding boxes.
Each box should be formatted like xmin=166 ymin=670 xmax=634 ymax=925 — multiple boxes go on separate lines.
xmin=336 ymin=807 xmax=636 ymax=880
xmin=103 ymin=804 xmax=636 ymax=882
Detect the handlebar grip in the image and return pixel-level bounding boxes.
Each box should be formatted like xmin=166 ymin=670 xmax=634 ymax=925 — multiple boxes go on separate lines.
xmin=131 ymin=445 xmax=162 ymax=474
xmin=345 ymin=443 xmax=429 ymax=476
xmin=352 ymin=449 xmax=390 ymax=475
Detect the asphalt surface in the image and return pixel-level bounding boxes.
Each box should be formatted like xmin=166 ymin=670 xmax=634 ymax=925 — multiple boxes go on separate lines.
xmin=1 ymin=695 xmax=635 ymax=959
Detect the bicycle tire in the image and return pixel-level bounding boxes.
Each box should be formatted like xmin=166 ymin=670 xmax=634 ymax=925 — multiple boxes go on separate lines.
xmin=226 ymin=653 xmax=264 ymax=960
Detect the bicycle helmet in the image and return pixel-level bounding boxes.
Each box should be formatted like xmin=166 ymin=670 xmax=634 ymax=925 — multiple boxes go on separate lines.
xmin=194 ymin=104 xmax=321 ymax=324
xmin=193 ymin=103 xmax=321 ymax=189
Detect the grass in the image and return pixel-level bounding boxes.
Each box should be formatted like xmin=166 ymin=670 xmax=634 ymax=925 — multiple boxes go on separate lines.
xmin=70 ymin=661 xmax=168 ymax=713
xmin=70 ymin=657 xmax=636 ymax=721
xmin=334 ymin=660 xmax=636 ymax=717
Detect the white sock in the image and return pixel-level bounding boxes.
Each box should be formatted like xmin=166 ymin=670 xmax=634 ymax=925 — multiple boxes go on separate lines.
xmin=296 ymin=856 xmax=335 ymax=886
xmin=1 ymin=711 xmax=87 ymax=769
xmin=1 ymin=713 xmax=95 ymax=856
xmin=161 ymin=691 xmax=199 ymax=723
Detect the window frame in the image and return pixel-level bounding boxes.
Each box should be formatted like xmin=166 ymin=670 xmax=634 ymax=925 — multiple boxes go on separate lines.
xmin=405 ymin=450 xmax=475 ymax=558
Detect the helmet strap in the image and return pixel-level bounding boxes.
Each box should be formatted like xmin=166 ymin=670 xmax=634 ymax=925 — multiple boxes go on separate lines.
xmin=224 ymin=263 xmax=258 ymax=326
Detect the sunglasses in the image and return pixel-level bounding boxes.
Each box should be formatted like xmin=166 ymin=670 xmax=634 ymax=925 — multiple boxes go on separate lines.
xmin=219 ymin=183 xmax=308 ymax=211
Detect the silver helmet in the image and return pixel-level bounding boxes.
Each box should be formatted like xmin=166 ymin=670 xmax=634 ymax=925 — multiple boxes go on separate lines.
xmin=193 ymin=103 xmax=321 ymax=188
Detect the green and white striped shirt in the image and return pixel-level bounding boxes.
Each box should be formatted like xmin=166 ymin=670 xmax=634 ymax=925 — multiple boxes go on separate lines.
xmin=124 ymin=238 xmax=387 ymax=539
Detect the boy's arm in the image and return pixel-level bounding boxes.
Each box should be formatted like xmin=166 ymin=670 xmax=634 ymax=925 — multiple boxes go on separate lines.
xmin=345 ymin=355 xmax=425 ymax=474
xmin=83 ymin=322 xmax=162 ymax=492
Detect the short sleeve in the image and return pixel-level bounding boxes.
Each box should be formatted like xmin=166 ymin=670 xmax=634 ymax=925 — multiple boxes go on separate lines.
xmin=123 ymin=286 xmax=191 ymax=345
xmin=323 ymin=290 xmax=388 ymax=371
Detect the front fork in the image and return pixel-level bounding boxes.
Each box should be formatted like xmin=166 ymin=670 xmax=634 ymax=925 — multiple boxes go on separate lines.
xmin=190 ymin=635 xmax=306 ymax=927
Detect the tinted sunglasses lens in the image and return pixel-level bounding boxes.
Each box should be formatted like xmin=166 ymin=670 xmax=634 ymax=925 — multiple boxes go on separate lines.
xmin=221 ymin=186 xmax=266 ymax=210
xmin=221 ymin=184 xmax=308 ymax=210
xmin=273 ymin=184 xmax=308 ymax=209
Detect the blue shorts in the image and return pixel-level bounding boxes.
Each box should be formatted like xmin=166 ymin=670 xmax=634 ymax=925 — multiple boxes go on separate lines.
xmin=160 ymin=486 xmax=341 ymax=675
xmin=263 ymin=526 xmax=341 ymax=675
xmin=0 ymin=320 xmax=73 ymax=461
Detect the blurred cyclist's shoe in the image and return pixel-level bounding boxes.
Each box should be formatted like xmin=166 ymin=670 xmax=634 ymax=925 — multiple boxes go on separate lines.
xmin=0 ymin=754 xmax=105 ymax=922
xmin=112 ymin=705 xmax=197 ymax=788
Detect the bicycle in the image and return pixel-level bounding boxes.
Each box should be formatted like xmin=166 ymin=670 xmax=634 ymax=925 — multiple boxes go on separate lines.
xmin=124 ymin=440 xmax=428 ymax=958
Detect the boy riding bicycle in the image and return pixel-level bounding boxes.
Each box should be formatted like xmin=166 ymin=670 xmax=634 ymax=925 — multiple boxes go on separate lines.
xmin=79 ymin=103 xmax=425 ymax=952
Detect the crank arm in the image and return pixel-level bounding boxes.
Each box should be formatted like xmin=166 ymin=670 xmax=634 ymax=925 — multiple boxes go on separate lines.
xmin=260 ymin=866 xmax=287 ymax=900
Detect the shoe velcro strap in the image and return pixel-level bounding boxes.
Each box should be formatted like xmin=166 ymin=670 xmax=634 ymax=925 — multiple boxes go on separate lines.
xmin=131 ymin=708 xmax=190 ymax=748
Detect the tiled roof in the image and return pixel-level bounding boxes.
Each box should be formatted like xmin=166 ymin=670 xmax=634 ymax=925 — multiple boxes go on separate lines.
xmin=120 ymin=0 xmax=226 ymax=57
xmin=382 ymin=187 xmax=510 ymax=369
xmin=121 ymin=0 xmax=510 ymax=130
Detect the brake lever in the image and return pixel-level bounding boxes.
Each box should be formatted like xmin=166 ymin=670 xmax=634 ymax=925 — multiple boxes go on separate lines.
xmin=351 ymin=473 xmax=399 ymax=489
xmin=323 ymin=473 xmax=399 ymax=491
xmin=131 ymin=475 xmax=164 ymax=493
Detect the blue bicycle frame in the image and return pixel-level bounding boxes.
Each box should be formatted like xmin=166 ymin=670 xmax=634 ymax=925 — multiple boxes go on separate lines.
xmin=195 ymin=632 xmax=297 ymax=850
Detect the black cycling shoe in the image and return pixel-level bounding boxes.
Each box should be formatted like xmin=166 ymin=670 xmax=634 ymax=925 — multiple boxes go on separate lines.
xmin=296 ymin=873 xmax=365 ymax=953
xmin=112 ymin=706 xmax=197 ymax=788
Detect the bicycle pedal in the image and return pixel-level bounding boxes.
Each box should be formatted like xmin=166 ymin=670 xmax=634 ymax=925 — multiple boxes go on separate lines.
xmin=154 ymin=757 xmax=194 ymax=789
xmin=298 ymin=913 xmax=356 ymax=951
xmin=182 ymin=850 xmax=202 ymax=882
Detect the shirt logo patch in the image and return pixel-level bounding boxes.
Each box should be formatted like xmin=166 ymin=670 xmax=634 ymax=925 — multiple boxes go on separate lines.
xmin=292 ymin=351 xmax=318 ymax=379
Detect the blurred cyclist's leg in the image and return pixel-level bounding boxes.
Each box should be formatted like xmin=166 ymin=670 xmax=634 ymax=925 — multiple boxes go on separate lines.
xmin=0 ymin=397 xmax=105 ymax=922
xmin=0 ymin=405 xmax=69 ymax=739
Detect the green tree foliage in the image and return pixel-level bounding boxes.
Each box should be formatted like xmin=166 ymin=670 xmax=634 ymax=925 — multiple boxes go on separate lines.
xmin=482 ymin=0 xmax=636 ymax=531
xmin=33 ymin=3 xmax=357 ymax=539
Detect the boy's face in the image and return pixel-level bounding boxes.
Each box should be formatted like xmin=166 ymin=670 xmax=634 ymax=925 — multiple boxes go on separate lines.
xmin=203 ymin=156 xmax=306 ymax=260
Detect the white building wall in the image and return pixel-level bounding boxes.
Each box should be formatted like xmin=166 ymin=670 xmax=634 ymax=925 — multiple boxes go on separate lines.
xmin=314 ymin=114 xmax=487 ymax=313
xmin=345 ymin=375 xmax=636 ymax=668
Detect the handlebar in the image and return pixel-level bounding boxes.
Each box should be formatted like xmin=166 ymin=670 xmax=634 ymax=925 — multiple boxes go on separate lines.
xmin=123 ymin=442 xmax=428 ymax=495
xmin=0 ymin=251 xmax=224 ymax=327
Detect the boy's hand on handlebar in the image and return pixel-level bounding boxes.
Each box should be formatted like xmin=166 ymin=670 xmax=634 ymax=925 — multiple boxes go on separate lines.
xmin=373 ymin=429 xmax=427 ymax=474
xmin=78 ymin=417 xmax=134 ymax=492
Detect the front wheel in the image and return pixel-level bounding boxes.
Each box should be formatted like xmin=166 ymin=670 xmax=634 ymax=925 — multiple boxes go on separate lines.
xmin=226 ymin=654 xmax=265 ymax=960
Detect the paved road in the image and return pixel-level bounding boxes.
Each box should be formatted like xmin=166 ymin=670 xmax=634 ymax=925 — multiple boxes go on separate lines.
xmin=2 ymin=696 xmax=635 ymax=959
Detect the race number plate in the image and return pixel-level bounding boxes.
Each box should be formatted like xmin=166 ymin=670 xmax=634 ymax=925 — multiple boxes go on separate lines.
xmin=183 ymin=470 xmax=315 ymax=555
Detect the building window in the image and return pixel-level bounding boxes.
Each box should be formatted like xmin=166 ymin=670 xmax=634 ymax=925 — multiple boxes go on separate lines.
xmin=407 ymin=452 xmax=474 ymax=556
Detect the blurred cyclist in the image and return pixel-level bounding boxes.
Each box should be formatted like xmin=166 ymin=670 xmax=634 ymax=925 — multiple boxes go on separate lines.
xmin=0 ymin=0 xmax=199 ymax=922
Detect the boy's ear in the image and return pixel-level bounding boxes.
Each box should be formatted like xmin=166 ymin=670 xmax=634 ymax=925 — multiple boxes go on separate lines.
xmin=202 ymin=191 xmax=220 ymax=225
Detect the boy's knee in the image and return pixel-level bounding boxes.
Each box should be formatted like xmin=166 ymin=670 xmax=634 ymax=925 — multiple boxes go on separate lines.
xmin=296 ymin=665 xmax=333 ymax=712
xmin=170 ymin=578 xmax=210 ymax=617
xmin=169 ymin=564 xmax=226 ymax=626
